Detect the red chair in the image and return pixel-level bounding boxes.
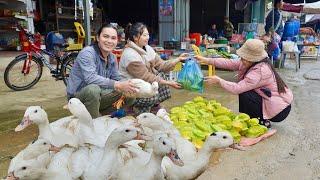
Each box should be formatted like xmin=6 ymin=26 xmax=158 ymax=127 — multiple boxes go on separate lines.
xmin=189 ymin=33 xmax=201 ymax=46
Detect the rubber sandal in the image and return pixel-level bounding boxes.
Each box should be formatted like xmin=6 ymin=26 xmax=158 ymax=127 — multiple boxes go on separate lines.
xmin=260 ymin=119 xmax=272 ymax=128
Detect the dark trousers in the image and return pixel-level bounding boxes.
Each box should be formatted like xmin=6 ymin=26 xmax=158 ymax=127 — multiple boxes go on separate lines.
xmin=239 ymin=90 xmax=291 ymax=122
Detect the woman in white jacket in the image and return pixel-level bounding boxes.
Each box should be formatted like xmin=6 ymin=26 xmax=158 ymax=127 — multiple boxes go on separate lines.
xmin=119 ymin=22 xmax=187 ymax=114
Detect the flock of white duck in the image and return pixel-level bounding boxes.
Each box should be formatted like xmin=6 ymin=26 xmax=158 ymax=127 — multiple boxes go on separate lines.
xmin=6 ymin=97 xmax=236 ymax=180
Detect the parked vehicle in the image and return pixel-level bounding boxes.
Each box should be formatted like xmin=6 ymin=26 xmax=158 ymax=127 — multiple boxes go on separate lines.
xmin=4 ymin=25 xmax=77 ymax=91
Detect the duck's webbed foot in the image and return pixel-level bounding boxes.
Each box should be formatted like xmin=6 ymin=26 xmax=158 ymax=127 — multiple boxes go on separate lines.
xmin=113 ymin=95 xmax=126 ymax=109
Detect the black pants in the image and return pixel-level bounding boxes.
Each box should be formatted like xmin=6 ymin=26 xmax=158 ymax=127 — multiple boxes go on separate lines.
xmin=239 ymin=90 xmax=291 ymax=122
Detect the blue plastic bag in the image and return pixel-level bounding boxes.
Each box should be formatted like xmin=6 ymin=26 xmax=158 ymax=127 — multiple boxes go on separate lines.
xmin=177 ymin=58 xmax=204 ymax=93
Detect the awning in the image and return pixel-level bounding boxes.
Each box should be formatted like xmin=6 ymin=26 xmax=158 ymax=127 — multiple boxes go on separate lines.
xmin=284 ymin=0 xmax=319 ymax=3
xmin=301 ymin=1 xmax=320 ymax=14
xmin=281 ymin=1 xmax=320 ymax=14
xmin=306 ymin=14 xmax=320 ymax=24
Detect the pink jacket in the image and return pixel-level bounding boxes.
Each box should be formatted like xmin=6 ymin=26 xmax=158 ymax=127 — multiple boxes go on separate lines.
xmin=211 ymin=58 xmax=293 ymax=119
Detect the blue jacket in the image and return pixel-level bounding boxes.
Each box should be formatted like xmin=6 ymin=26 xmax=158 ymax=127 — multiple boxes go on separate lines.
xmin=66 ymin=44 xmax=120 ymax=97
xmin=265 ymin=9 xmax=284 ymax=37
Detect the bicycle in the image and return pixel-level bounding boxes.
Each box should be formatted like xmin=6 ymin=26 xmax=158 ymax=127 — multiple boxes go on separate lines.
xmin=4 ymin=25 xmax=77 ymax=91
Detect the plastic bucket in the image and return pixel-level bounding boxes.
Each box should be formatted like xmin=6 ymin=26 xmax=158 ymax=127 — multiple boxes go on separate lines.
xmin=283 ymin=20 xmax=300 ymax=38
xmin=292 ymin=19 xmax=300 ymax=36
xmin=283 ymin=21 xmax=295 ymax=38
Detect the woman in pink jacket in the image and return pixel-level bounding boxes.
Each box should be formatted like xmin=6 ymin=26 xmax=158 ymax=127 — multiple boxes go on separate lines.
xmin=196 ymin=39 xmax=293 ymax=128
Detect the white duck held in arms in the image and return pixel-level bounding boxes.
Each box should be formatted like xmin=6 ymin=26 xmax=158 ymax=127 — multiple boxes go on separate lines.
xmin=113 ymin=79 xmax=159 ymax=109
xmin=126 ymin=79 xmax=159 ymax=98
xmin=15 ymin=106 xmax=78 ymax=148
xmin=162 ymin=131 xmax=234 ymax=180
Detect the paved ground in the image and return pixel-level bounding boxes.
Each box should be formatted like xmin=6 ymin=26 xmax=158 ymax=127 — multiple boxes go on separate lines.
xmin=0 ymin=51 xmax=320 ymax=179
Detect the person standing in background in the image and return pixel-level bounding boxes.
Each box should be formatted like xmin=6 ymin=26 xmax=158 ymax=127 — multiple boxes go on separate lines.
xmin=224 ymin=17 xmax=234 ymax=41
xmin=261 ymin=29 xmax=282 ymax=67
xmin=265 ymin=0 xmax=284 ymax=37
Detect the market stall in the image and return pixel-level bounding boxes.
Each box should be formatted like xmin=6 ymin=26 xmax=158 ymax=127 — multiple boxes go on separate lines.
xmin=266 ymin=1 xmax=320 ymax=70
xmin=0 ymin=0 xmax=34 ymax=50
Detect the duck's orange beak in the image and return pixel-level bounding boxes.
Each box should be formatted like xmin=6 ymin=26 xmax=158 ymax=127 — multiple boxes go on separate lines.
xmin=167 ymin=149 xmax=184 ymax=167
xmin=6 ymin=171 xmax=18 ymax=180
xmin=15 ymin=116 xmax=32 ymax=132
xmin=135 ymin=132 xmax=152 ymax=141
xmin=49 ymin=144 xmax=61 ymax=153
xmin=63 ymin=104 xmax=68 ymax=110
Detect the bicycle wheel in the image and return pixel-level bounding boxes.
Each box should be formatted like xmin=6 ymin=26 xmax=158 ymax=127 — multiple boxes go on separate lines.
xmin=61 ymin=52 xmax=77 ymax=86
xmin=4 ymin=55 xmax=43 ymax=91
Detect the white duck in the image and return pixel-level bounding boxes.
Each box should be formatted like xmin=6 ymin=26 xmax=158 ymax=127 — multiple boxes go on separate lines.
xmin=66 ymin=98 xmax=139 ymax=146
xmin=117 ymin=134 xmax=184 ymax=180
xmin=7 ymin=139 xmax=59 ymax=177
xmin=162 ymin=131 xmax=234 ymax=180
xmin=69 ymin=125 xmax=146 ymax=180
xmin=113 ymin=79 xmax=158 ymax=109
xmin=45 ymin=147 xmax=77 ymax=180
xmin=136 ymin=112 xmax=177 ymax=134
xmin=6 ymin=161 xmax=48 ymax=180
xmin=136 ymin=112 xmax=195 ymax=160
xmin=6 ymin=147 xmax=76 ymax=180
xmin=156 ymin=108 xmax=173 ymax=124
xmin=65 ymin=98 xmax=111 ymax=147
xmin=127 ymin=79 xmax=159 ymax=98
xmin=15 ymin=106 xmax=78 ymax=148
xmin=66 ymin=98 xmax=134 ymax=141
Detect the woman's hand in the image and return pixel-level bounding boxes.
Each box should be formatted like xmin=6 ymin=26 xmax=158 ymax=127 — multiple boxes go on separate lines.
xmin=114 ymin=80 xmax=138 ymax=94
xmin=168 ymin=81 xmax=182 ymax=89
xmin=204 ymin=75 xmax=221 ymax=85
xmin=178 ymin=53 xmax=189 ymax=62
xmin=261 ymin=35 xmax=271 ymax=43
xmin=161 ymin=80 xmax=182 ymax=89
xmin=194 ymin=55 xmax=210 ymax=64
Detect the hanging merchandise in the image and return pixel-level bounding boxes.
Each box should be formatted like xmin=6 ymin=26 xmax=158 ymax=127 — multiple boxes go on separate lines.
xmin=58 ymin=4 xmax=62 ymax=14
xmin=74 ymin=0 xmax=77 ymax=20
xmin=90 ymin=1 xmax=93 ymax=20
xmin=74 ymin=0 xmax=84 ymax=20
xmin=178 ymin=58 xmax=204 ymax=93
xmin=78 ymin=0 xmax=84 ymax=19
xmin=235 ymin=0 xmax=258 ymax=11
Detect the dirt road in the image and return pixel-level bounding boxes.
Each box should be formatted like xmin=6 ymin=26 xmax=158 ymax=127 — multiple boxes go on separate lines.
xmin=0 ymin=51 xmax=319 ymax=179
